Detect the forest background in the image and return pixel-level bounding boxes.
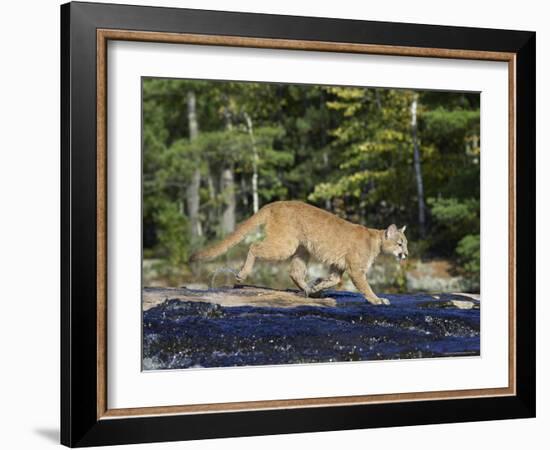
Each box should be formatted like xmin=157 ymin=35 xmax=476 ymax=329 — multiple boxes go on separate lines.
xmin=142 ymin=78 xmax=481 ymax=293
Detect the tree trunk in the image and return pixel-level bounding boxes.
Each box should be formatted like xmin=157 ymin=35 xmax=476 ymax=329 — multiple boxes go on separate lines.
xmin=220 ymin=104 xmax=236 ymax=234
xmin=411 ymin=93 xmax=426 ymax=238
xmin=322 ymin=151 xmax=332 ymax=211
xmin=185 ymin=90 xmax=202 ymax=237
xmin=319 ymin=92 xmax=332 ymax=212
xmin=240 ymin=177 xmax=249 ymax=208
xmin=220 ymin=166 xmax=236 ymax=234
xmin=244 ymin=112 xmax=260 ymax=214
xmin=205 ymin=173 xmax=216 ymax=235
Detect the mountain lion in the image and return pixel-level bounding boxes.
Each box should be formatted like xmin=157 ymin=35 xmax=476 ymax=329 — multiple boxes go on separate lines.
xmin=191 ymin=201 xmax=408 ymax=305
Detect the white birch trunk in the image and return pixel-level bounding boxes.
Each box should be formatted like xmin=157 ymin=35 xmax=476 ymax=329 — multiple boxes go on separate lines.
xmin=185 ymin=90 xmax=202 ymax=237
xmin=411 ymin=93 xmax=426 ymax=238
xmin=220 ymin=167 xmax=236 ymax=234
xmin=244 ymin=112 xmax=259 ymax=214
xmin=220 ymin=104 xmax=236 ymax=234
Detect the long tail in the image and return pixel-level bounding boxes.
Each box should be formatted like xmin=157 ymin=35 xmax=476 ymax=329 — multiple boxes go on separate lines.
xmin=190 ymin=206 xmax=270 ymax=262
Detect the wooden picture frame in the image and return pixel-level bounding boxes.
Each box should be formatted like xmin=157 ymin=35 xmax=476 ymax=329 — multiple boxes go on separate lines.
xmin=61 ymin=1 xmax=535 ymax=446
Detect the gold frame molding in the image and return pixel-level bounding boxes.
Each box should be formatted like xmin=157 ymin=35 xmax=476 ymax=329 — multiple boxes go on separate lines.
xmin=96 ymin=29 xmax=516 ymax=420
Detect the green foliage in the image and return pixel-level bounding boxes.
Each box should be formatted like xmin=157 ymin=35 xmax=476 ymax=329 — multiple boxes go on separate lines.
xmin=428 ymin=197 xmax=480 ymax=262
xmin=155 ymin=201 xmax=191 ymax=267
xmin=422 ymin=108 xmax=479 ymax=148
xmin=429 ymin=197 xmax=479 ymax=231
xmin=456 ymin=234 xmax=481 ymax=276
xmin=310 ymin=88 xmax=410 ymax=228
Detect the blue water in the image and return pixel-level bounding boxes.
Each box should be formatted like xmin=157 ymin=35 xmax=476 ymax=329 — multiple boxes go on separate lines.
xmin=142 ymin=290 xmax=479 ymax=370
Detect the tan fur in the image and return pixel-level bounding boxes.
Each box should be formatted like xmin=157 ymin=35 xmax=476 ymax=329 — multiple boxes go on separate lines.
xmin=190 ymin=201 xmax=408 ymax=305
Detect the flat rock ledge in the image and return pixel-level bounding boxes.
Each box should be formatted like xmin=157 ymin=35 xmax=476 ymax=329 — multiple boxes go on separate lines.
xmin=143 ymin=285 xmax=337 ymax=311
xmin=143 ymin=286 xmax=480 ymax=311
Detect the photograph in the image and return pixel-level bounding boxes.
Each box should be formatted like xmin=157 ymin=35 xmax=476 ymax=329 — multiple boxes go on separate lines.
xmin=141 ymin=78 xmax=481 ymax=370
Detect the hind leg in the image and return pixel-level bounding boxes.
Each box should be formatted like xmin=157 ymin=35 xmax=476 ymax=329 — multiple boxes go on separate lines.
xmin=307 ymin=267 xmax=343 ymax=297
xmin=236 ymin=236 xmax=298 ymax=282
xmin=235 ymin=248 xmax=255 ymax=283
xmin=289 ymin=247 xmax=309 ymax=294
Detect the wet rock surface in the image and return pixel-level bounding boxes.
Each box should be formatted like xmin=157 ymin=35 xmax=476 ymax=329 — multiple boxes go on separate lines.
xmin=142 ymin=287 xmax=480 ymax=370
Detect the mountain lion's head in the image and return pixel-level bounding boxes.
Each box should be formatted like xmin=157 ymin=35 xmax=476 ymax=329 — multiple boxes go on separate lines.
xmin=381 ymin=224 xmax=408 ymax=261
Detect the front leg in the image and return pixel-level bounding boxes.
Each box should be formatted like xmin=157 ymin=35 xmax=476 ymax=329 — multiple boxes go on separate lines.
xmin=348 ymin=267 xmax=390 ymax=305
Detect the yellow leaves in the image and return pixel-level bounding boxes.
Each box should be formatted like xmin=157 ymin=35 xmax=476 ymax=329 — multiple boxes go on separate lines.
xmin=326 ymin=87 xmax=367 ymax=116
xmin=465 ymin=134 xmax=481 ymax=156
xmin=326 ymin=87 xmax=366 ymax=99
xmin=420 ymin=144 xmax=437 ymax=158
xmin=376 ymin=128 xmax=408 ymax=143
xmin=354 ymin=140 xmax=396 ymax=154
xmin=308 ymin=182 xmax=338 ymax=201
xmin=308 ymin=169 xmax=393 ymax=201
xmin=326 ymin=101 xmax=363 ymax=117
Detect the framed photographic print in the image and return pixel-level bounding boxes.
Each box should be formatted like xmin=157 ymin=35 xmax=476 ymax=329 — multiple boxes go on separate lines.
xmin=61 ymin=1 xmax=536 ymax=447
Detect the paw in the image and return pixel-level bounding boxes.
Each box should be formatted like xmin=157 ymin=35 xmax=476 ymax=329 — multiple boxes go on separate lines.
xmin=307 ymin=290 xmax=324 ymax=298
xmin=304 ymin=281 xmax=322 ymax=298
xmin=366 ymin=297 xmax=391 ymax=306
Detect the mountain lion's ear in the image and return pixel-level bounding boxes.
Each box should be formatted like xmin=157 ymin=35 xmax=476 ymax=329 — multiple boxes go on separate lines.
xmin=385 ymin=224 xmax=398 ymax=239
xmin=400 ymin=225 xmax=407 ymax=233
